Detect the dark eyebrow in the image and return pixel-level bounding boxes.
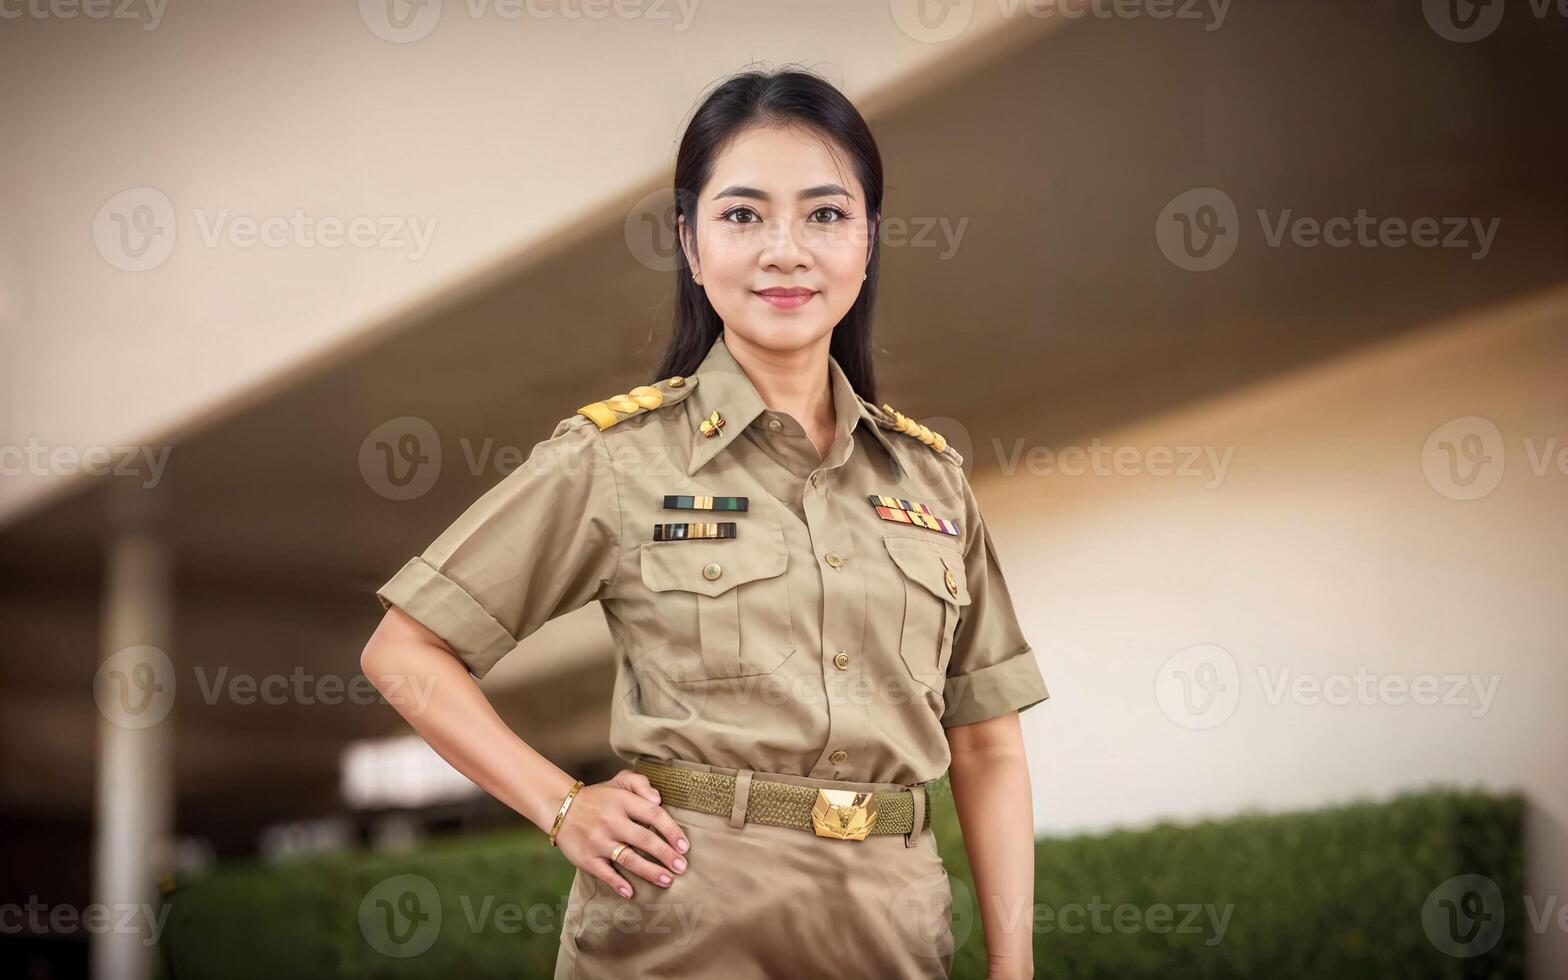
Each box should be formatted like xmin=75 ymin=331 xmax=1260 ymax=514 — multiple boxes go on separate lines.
xmin=710 ymin=183 xmax=855 ymax=202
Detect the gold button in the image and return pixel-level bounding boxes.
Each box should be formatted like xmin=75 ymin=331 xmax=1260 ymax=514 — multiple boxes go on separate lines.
xmin=768 ymin=418 xmax=783 ymax=433
xmin=810 ymin=471 xmax=823 ymax=487
xmin=824 ymin=551 xmax=843 ymax=568
xmin=944 ymin=563 xmax=958 ymax=598
xmin=833 ymin=651 xmax=850 ymax=670
xmin=667 ymin=376 xmax=685 ymax=388
xmin=829 ymin=749 xmax=847 ymax=765
xmin=702 ymin=562 xmax=722 ymax=581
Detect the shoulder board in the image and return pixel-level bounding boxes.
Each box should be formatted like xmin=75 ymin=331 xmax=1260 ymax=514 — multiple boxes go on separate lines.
xmin=576 ymin=373 xmax=699 ymax=431
xmin=865 ymin=398 xmax=963 ymax=466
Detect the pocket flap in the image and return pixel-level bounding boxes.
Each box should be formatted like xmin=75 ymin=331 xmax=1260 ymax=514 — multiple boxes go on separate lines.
xmin=641 ymin=531 xmax=788 ymax=598
xmin=883 ymin=535 xmax=970 ymax=605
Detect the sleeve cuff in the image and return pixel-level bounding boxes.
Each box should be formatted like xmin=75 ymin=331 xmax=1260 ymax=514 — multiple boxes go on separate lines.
xmin=940 ymin=645 xmax=1050 ymax=728
xmin=375 ymin=556 xmax=517 ymax=679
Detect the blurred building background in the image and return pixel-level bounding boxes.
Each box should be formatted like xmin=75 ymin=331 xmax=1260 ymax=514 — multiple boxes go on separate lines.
xmin=2 ymin=0 xmax=1566 ymax=977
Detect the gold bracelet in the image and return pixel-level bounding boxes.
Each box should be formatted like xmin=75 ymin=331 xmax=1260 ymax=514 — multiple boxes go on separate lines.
xmin=548 ymin=779 xmax=585 ymax=847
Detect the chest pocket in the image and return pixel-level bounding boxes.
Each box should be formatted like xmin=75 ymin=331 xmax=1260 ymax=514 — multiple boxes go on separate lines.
xmin=883 ymin=535 xmax=971 ymax=693
xmin=639 ymin=522 xmax=795 ymax=680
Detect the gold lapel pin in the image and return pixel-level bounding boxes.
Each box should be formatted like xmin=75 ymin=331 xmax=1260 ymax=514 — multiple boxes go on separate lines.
xmin=698 ymin=410 xmax=725 ymax=439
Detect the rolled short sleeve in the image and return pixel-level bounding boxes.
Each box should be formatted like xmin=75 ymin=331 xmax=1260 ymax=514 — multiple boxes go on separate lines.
xmin=375 ymin=414 xmax=621 ymax=679
xmin=941 ymin=477 xmax=1050 ymax=727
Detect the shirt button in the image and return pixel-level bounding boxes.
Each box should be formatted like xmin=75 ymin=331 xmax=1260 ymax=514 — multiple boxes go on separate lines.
xmin=810 ymin=471 xmax=823 ymax=487
xmin=833 ymin=651 xmax=850 ymax=670
xmin=768 ymin=418 xmax=783 ymax=433
xmin=702 ymin=562 xmax=722 ymax=581
xmin=829 ymin=749 xmax=848 ymax=765
xmin=824 ymin=551 xmax=844 ymax=568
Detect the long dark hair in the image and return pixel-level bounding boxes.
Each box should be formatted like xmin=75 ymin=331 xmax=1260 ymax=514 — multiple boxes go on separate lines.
xmin=655 ymin=67 xmax=884 ymax=403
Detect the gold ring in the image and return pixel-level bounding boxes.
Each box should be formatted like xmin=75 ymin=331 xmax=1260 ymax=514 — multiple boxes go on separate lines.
xmin=610 ymin=843 xmax=628 ymax=864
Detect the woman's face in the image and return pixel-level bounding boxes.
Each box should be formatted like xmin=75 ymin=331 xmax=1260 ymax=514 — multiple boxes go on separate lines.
xmin=680 ymin=122 xmax=875 ymax=353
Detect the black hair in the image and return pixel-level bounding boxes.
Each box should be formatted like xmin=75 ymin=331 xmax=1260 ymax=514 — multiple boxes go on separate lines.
xmin=655 ymin=66 xmax=884 ymax=403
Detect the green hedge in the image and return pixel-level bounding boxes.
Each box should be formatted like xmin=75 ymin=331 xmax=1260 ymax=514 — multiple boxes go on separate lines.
xmin=155 ymin=783 xmax=1523 ymax=979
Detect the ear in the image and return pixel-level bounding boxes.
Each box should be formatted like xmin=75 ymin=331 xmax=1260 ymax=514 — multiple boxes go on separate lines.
xmin=677 ymin=211 xmax=700 ymax=278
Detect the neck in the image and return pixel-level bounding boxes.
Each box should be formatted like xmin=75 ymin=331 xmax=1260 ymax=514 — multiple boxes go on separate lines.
xmin=722 ymin=329 xmax=836 ymax=434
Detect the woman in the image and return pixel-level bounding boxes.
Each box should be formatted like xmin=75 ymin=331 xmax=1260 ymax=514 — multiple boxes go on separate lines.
xmin=361 ymin=68 xmax=1049 ymax=979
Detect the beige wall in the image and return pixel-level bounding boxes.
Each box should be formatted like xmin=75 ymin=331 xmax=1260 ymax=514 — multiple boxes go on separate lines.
xmin=982 ymin=285 xmax=1568 ymax=973
xmin=0 ymin=0 xmax=1035 ymax=526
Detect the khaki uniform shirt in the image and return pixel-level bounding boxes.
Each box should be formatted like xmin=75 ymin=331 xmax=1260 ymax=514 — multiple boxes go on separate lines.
xmin=376 ymin=334 xmax=1049 ymax=786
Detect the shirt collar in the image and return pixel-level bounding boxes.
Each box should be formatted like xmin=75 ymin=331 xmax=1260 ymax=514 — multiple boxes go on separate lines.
xmin=684 ymin=333 xmax=903 ymax=477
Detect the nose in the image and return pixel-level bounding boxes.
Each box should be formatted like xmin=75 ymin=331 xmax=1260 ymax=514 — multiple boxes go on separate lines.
xmin=758 ymin=216 xmax=810 ymax=270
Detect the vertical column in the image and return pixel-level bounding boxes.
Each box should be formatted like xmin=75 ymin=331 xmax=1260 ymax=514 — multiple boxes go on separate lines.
xmin=92 ymin=480 xmax=175 ymax=980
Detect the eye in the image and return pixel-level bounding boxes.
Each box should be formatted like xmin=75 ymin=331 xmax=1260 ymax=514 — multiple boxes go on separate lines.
xmin=810 ymin=205 xmax=849 ymax=223
xmin=720 ymin=206 xmax=762 ymax=224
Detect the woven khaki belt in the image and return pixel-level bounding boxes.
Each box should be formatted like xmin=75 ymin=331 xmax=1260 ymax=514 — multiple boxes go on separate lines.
xmin=633 ymin=758 xmax=930 ymax=841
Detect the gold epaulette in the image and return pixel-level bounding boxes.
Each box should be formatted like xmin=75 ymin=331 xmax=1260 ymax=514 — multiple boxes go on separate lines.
xmin=878 ymin=402 xmax=952 ymax=455
xmin=577 ymin=374 xmax=698 ymax=431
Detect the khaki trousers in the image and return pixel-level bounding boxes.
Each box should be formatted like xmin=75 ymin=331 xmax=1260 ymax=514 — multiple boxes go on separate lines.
xmin=553 ymin=759 xmax=955 ymax=979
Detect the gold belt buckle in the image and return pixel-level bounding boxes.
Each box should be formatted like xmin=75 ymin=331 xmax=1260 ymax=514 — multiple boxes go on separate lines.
xmin=810 ymin=788 xmax=879 ymax=840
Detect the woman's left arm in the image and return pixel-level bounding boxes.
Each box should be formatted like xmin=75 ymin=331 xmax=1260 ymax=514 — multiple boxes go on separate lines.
xmin=946 ymin=710 xmax=1035 ymax=980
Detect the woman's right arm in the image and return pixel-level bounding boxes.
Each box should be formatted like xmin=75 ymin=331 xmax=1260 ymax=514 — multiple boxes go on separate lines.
xmin=359 ymin=604 xmax=690 ymax=898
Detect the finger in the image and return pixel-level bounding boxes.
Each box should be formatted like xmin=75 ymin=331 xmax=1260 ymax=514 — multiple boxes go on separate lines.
xmin=588 ymin=857 xmax=633 ymax=899
xmin=617 ymin=816 xmax=684 ymax=876
xmin=627 ymin=796 xmax=691 ymax=857
xmin=613 ymin=769 xmax=662 ymax=805
xmin=612 ymin=845 xmax=675 ymax=888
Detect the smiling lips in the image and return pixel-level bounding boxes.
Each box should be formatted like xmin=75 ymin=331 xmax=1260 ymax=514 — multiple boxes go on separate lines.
xmin=754 ymin=287 xmax=816 ymax=310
